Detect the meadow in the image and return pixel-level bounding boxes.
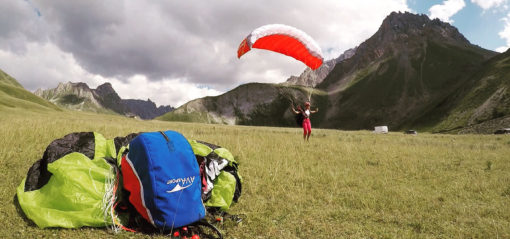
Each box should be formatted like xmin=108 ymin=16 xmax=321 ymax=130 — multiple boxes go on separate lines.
xmin=1 ymin=107 xmax=509 ymax=238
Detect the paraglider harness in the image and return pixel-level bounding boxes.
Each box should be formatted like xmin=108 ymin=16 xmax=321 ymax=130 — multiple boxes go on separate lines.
xmin=113 ymin=132 xmax=243 ymax=238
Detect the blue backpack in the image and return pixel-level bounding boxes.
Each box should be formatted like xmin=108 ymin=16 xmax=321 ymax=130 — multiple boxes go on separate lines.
xmin=121 ymin=130 xmax=205 ymax=230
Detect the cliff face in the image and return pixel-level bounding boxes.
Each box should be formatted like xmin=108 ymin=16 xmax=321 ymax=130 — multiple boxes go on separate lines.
xmin=34 ymin=82 xmax=108 ymax=113
xmin=92 ymin=82 xmax=131 ymax=115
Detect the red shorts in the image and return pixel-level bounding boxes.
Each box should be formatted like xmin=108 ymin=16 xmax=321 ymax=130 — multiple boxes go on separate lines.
xmin=302 ymin=118 xmax=311 ymax=135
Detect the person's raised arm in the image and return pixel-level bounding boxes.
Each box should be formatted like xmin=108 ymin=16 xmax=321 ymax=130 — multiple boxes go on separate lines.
xmin=291 ymin=105 xmax=299 ymax=114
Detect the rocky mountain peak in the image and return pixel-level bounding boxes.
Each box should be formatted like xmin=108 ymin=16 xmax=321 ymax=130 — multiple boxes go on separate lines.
xmin=36 ymin=81 xmax=95 ymax=101
xmin=285 ymin=12 xmax=472 ymax=89
xmin=94 ymin=82 xmax=116 ymax=96
xmin=382 ymin=11 xmax=431 ymax=33
xmin=285 ymin=47 xmax=357 ymax=87
xmin=375 ymin=11 xmax=469 ymax=47
xmin=55 ymin=81 xmax=91 ymax=91
xmin=315 ymin=11 xmax=478 ymax=89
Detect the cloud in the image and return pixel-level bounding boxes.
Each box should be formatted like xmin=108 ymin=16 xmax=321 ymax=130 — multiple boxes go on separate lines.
xmin=0 ymin=42 xmax=219 ymax=106
xmin=495 ymin=46 xmax=508 ymax=52
xmin=0 ymin=42 xmax=98 ymax=91
xmin=496 ymin=13 xmax=510 ymax=52
xmin=471 ymin=0 xmax=508 ymax=10
xmin=0 ymin=0 xmax=410 ymax=106
xmin=105 ymin=76 xmax=222 ymax=107
xmin=0 ymin=0 xmax=51 ymax=53
xmin=429 ymin=0 xmax=466 ymax=23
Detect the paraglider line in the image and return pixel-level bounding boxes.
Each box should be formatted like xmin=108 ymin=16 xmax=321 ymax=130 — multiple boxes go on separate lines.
xmin=169 ymin=186 xmax=185 ymax=233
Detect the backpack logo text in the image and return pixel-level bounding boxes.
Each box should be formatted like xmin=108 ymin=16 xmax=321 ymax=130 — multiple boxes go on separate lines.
xmin=166 ymin=176 xmax=195 ymax=193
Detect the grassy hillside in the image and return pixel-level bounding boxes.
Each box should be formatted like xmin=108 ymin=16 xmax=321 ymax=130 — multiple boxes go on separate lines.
xmin=158 ymin=83 xmax=329 ymax=127
xmin=424 ymin=50 xmax=510 ymax=133
xmin=1 ymin=109 xmax=509 ymax=238
xmin=49 ymin=93 xmax=117 ymax=114
xmin=0 ymin=70 xmax=60 ymax=111
xmin=0 ymin=69 xmax=23 ymax=88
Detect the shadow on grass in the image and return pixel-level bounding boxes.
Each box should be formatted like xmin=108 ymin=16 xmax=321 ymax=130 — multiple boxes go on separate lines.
xmin=13 ymin=193 xmax=113 ymax=234
xmin=12 ymin=194 xmax=37 ymax=227
xmin=13 ymin=194 xmax=224 ymax=239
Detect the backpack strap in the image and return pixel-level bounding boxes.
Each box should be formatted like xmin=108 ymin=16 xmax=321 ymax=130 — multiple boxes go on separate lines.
xmin=158 ymin=131 xmax=175 ymax=152
xmin=159 ymin=131 xmax=170 ymax=142
xmin=191 ymin=218 xmax=223 ymax=239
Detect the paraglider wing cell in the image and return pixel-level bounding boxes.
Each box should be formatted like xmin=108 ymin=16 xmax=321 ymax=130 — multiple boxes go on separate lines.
xmin=237 ymin=38 xmax=251 ymax=58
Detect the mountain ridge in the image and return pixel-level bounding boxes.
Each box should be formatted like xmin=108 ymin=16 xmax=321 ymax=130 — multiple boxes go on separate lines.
xmin=35 ymin=82 xmax=174 ymax=119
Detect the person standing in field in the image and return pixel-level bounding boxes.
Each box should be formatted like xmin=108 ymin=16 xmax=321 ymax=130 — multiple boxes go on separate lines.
xmin=292 ymin=102 xmax=318 ymax=141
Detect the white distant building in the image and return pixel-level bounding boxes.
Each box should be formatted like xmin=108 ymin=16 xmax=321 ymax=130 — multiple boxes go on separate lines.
xmin=374 ymin=126 xmax=388 ymax=134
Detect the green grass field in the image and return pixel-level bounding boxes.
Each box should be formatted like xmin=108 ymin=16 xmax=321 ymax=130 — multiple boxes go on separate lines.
xmin=1 ymin=107 xmax=509 ymax=238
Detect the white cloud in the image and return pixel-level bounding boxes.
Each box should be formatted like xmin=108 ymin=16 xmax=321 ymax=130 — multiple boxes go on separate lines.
xmin=496 ymin=13 xmax=510 ymax=52
xmin=429 ymin=0 xmax=466 ymax=23
xmin=107 ymin=76 xmax=222 ymax=107
xmin=471 ymin=0 xmax=507 ymax=10
xmin=0 ymin=42 xmax=98 ymax=90
xmin=0 ymin=42 xmax=220 ymax=106
xmin=495 ymin=46 xmax=508 ymax=52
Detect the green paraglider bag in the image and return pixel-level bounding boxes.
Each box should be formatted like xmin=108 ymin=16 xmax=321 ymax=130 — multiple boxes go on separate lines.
xmin=17 ymin=153 xmax=114 ymax=228
xmin=204 ymin=171 xmax=237 ymax=210
xmin=16 ymin=132 xmax=118 ymax=228
xmin=188 ymin=140 xmax=242 ymax=210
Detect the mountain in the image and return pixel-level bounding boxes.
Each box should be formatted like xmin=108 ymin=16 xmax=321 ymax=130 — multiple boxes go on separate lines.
xmin=157 ymin=83 xmax=328 ymax=126
xmin=285 ymin=48 xmax=356 ymax=87
xmin=316 ymin=12 xmax=496 ymax=130
xmin=35 ymin=82 xmax=173 ymax=119
xmin=123 ymin=99 xmax=175 ymax=120
xmin=0 ymin=69 xmax=60 ymax=111
xmin=159 ymin=12 xmax=509 ymax=133
xmin=93 ymin=82 xmax=132 ymax=115
xmin=34 ymin=82 xmax=115 ymax=114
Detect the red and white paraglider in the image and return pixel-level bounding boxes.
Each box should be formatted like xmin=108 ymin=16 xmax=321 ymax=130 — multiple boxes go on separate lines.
xmin=237 ymin=24 xmax=324 ymax=70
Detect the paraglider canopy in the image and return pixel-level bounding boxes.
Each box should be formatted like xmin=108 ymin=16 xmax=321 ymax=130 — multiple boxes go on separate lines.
xmin=237 ymin=24 xmax=324 ymax=70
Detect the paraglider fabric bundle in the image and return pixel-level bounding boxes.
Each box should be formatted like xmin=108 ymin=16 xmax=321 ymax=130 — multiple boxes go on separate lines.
xmin=16 ymin=131 xmax=242 ymax=230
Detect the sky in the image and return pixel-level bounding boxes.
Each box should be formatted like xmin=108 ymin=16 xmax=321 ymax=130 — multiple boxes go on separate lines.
xmin=409 ymin=0 xmax=510 ymax=52
xmin=0 ymin=0 xmax=508 ymax=107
